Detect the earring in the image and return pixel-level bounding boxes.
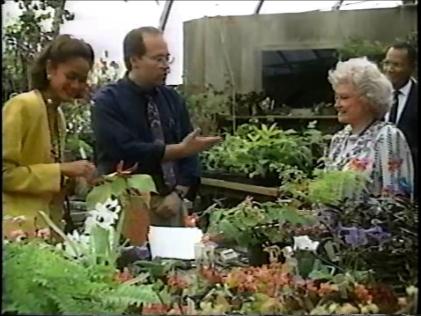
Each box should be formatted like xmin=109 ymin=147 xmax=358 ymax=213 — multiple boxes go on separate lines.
xmin=47 ymin=73 xmax=52 ymax=80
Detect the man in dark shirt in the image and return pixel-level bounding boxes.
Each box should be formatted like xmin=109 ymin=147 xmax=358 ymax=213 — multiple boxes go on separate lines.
xmin=92 ymin=27 xmax=221 ymax=228
xmin=382 ymin=42 xmax=418 ymax=200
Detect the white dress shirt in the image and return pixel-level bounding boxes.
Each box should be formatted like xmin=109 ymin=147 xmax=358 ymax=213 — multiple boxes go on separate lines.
xmin=385 ymin=79 xmax=412 ymax=124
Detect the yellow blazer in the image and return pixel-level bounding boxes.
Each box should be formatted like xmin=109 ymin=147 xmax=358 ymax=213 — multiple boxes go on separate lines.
xmin=2 ymin=90 xmax=66 ymax=235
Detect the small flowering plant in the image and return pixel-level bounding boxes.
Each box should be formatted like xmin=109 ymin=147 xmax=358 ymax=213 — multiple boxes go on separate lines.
xmin=38 ymin=197 xmax=123 ymax=265
xmin=36 ymin=161 xmax=157 ymax=267
xmin=313 ymin=195 xmax=418 ymax=289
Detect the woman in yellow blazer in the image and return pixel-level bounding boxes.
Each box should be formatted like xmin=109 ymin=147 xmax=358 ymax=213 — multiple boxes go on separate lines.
xmin=3 ymin=35 xmax=96 ymax=239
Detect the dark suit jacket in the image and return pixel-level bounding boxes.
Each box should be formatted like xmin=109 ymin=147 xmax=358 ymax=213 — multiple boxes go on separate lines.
xmin=397 ymin=79 xmax=418 ymax=198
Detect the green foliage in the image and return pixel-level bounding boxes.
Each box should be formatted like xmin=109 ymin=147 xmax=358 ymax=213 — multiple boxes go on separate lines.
xmin=180 ymin=84 xmax=230 ymax=135
xmin=3 ymin=167 xmax=160 ymax=315
xmin=339 ymin=37 xmax=386 ymax=64
xmin=102 ymin=283 xmax=160 ymax=312
xmin=86 ymin=172 xmax=157 ymax=210
xmin=206 ymin=199 xmax=315 ymax=247
xmin=127 ymin=174 xmax=157 ymax=193
xmin=86 ymin=182 xmax=114 ymax=210
xmin=201 ymin=122 xmax=330 ymax=180
xmin=83 ymin=169 xmax=156 ymax=265
xmin=2 ymin=0 xmax=74 ymax=103
xmin=338 ymin=32 xmax=418 ymax=68
xmin=62 ymin=54 xmax=121 ymax=160
xmin=318 ymin=196 xmax=418 ymax=289
xmin=65 ymin=135 xmax=94 ymax=160
xmin=3 ymin=241 xmax=159 ymax=315
xmin=308 ymin=169 xmax=368 ymax=205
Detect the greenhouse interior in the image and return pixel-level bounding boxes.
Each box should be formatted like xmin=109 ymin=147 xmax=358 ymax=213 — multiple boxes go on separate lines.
xmin=2 ymin=0 xmax=419 ymax=314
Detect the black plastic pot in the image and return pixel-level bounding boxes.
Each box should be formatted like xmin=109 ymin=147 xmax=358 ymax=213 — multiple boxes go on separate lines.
xmin=247 ymin=244 xmax=270 ymax=266
xmin=247 ymin=242 xmax=288 ymax=267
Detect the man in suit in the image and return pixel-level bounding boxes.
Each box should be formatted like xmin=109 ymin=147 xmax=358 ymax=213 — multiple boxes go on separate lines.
xmin=92 ymin=27 xmax=221 ymax=230
xmin=383 ymin=42 xmax=418 ymax=200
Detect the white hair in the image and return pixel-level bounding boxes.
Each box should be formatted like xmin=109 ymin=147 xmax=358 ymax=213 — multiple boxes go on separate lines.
xmin=328 ymin=57 xmax=393 ymax=119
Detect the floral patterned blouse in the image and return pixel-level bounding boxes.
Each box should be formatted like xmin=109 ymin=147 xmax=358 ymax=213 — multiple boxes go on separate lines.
xmin=325 ymin=121 xmax=414 ymax=199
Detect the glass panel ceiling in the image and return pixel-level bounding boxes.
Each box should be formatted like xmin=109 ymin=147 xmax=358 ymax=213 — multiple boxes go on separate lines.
xmin=260 ymin=1 xmax=337 ymax=14
xmin=61 ymin=1 xmax=162 ymax=64
xmin=2 ymin=0 xmax=405 ymax=84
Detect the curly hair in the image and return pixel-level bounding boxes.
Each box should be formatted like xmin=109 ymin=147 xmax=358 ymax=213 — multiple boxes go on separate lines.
xmin=328 ymin=57 xmax=393 ymax=119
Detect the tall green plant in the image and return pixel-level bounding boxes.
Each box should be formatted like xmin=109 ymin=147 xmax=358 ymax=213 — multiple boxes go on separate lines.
xmin=2 ymin=0 xmax=75 ymax=103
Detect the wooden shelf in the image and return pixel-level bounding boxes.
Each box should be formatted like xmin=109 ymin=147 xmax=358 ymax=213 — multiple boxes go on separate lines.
xmin=220 ymin=115 xmax=337 ymax=120
xmin=201 ymin=177 xmax=280 ymax=197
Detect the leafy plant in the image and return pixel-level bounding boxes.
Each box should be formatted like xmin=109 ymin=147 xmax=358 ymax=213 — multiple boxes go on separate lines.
xmin=147 ymin=261 xmax=417 ymax=315
xmin=2 ymin=0 xmax=74 ymax=103
xmin=205 ymin=198 xmax=315 ymax=248
xmin=201 ymin=122 xmax=330 ymax=181
xmin=307 ymin=169 xmax=368 ymax=205
xmin=179 ymin=84 xmax=230 ymax=135
xmin=338 ymin=37 xmax=387 ymax=64
xmin=338 ymin=32 xmax=418 ymax=68
xmin=3 ymin=241 xmax=159 ymax=315
xmin=316 ymin=196 xmax=418 ymax=291
xmin=3 ymin=163 xmax=160 ymax=315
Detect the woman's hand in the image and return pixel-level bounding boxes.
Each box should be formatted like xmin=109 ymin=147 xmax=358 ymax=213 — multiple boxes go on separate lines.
xmin=60 ymin=160 xmax=96 ymax=180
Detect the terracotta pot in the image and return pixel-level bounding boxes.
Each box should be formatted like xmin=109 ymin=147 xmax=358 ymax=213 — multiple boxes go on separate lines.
xmin=121 ymin=195 xmax=150 ymax=246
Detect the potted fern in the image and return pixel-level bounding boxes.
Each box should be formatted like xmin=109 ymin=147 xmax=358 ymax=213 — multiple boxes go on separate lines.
xmin=3 ymin=164 xmax=161 ymax=315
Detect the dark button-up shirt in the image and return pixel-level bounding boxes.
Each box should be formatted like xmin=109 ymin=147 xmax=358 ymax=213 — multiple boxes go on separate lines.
xmin=92 ymin=76 xmax=200 ymax=195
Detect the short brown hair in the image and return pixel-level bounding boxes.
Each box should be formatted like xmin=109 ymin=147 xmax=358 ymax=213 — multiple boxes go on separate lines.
xmin=123 ymin=26 xmax=162 ymax=71
xmin=30 ymin=34 xmax=95 ymax=90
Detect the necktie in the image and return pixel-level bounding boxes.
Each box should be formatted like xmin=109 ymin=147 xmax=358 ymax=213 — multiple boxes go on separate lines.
xmin=388 ymin=90 xmax=400 ymax=124
xmin=146 ymin=95 xmax=177 ymax=189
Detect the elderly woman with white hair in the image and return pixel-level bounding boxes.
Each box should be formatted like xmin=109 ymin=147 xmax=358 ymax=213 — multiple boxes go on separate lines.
xmin=326 ymin=57 xmax=414 ymax=200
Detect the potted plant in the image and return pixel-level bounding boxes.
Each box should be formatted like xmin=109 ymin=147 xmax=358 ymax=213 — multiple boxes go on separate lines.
xmin=3 ymin=165 xmax=160 ymax=315
xmin=204 ymin=198 xmax=316 ymax=266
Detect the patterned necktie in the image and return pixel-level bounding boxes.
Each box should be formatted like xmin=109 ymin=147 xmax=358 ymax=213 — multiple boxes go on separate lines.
xmin=389 ymin=90 xmax=400 ymax=124
xmin=146 ymin=94 xmax=177 ymax=189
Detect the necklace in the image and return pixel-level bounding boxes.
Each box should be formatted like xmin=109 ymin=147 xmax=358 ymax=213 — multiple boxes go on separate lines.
xmin=45 ymin=97 xmax=62 ymax=163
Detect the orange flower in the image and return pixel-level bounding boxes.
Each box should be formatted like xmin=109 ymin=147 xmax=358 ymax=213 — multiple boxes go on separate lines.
xmin=354 ymin=283 xmax=373 ymax=303
xmin=167 ymin=274 xmax=189 ymax=289
xmin=318 ymin=283 xmax=339 ymax=296
xmin=114 ymin=267 xmax=133 ymax=283
xmin=306 ymin=280 xmax=318 ymax=293
xmin=142 ymin=303 xmax=169 ymax=314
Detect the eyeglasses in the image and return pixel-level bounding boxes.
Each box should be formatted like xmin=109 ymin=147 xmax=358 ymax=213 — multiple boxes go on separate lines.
xmin=144 ymin=54 xmax=175 ymax=65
